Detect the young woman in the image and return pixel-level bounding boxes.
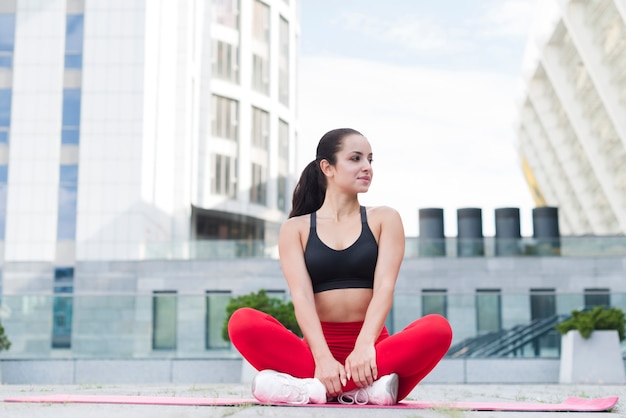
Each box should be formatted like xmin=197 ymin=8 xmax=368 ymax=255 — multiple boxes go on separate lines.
xmin=228 ymin=128 xmax=452 ymax=405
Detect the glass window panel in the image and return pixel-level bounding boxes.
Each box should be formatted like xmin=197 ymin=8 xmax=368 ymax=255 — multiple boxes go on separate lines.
xmin=57 ymin=185 xmax=77 ymax=239
xmin=62 ymin=128 xmax=80 ymax=145
xmin=279 ymin=17 xmax=289 ymax=106
xmin=0 ymin=183 xmax=6 ymax=240
xmin=277 ymin=175 xmax=286 ymax=211
xmin=205 ymin=291 xmax=231 ymax=349
xmin=422 ymin=289 xmax=447 ymax=317
xmin=153 ymin=291 xmax=177 ymax=350
xmin=213 ymin=0 xmax=239 ymax=29
xmin=252 ymin=0 xmax=270 ymax=42
xmin=62 ymin=89 xmax=81 ymax=126
xmin=0 ymin=165 xmax=6 ymax=183
xmin=530 ymin=288 xmax=556 ymax=320
xmin=65 ymin=14 xmax=84 ymax=53
xmin=476 ymin=289 xmax=501 ymax=335
xmin=584 ymin=288 xmax=610 ymax=309
xmin=530 ymin=288 xmax=558 ymax=356
xmin=60 ymin=164 xmax=78 ymax=184
xmin=0 ymin=130 xmax=7 ymax=144
xmin=0 ymin=55 xmax=12 ymax=68
xmin=0 ymin=89 xmax=11 ymax=126
xmin=0 ymin=15 xmax=15 ymax=52
xmin=52 ymin=294 xmax=73 ymax=348
xmin=54 ymin=266 xmax=75 ymax=281
xmin=64 ymin=53 xmax=83 ymax=69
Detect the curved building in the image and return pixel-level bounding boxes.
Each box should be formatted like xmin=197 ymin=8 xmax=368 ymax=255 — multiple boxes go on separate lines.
xmin=517 ymin=0 xmax=626 ymax=235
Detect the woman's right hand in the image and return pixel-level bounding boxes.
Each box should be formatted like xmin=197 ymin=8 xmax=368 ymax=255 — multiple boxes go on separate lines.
xmin=314 ymin=356 xmax=347 ymax=397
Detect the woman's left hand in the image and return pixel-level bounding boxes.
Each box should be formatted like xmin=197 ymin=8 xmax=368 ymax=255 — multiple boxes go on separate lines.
xmin=344 ymin=344 xmax=377 ymax=388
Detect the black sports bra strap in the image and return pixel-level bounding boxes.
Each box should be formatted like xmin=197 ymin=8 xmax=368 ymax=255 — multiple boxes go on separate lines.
xmin=310 ymin=212 xmax=317 ymax=229
xmin=360 ymin=206 xmax=367 ymax=223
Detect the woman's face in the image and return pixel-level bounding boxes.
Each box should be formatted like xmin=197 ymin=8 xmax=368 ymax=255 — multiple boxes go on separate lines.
xmin=328 ymin=134 xmax=373 ymax=193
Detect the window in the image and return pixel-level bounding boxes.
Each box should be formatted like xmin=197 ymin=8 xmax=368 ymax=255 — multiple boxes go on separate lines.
xmin=211 ymin=95 xmax=238 ymax=141
xmin=0 ymin=165 xmax=6 ymax=240
xmin=0 ymin=14 xmax=16 ymax=53
xmin=211 ymin=153 xmax=237 ymax=198
xmin=252 ymin=0 xmax=270 ymax=43
xmin=57 ymin=165 xmax=78 ymax=240
xmin=65 ymin=14 xmax=83 ymax=68
xmin=251 ymin=106 xmax=269 ymax=150
xmin=250 ymin=162 xmax=267 ymax=205
xmin=205 ymin=290 xmax=231 ymax=349
xmin=278 ymin=16 xmax=289 ymax=105
xmin=422 ymin=289 xmax=447 ymax=317
xmin=213 ymin=0 xmax=239 ymax=29
xmin=152 ymin=291 xmax=177 ymax=350
xmin=0 ymin=89 xmax=11 ymax=127
xmin=251 ymin=1 xmax=269 ymax=95
xmin=52 ymin=267 xmax=74 ymax=349
xmin=584 ymin=288 xmax=610 ymax=309
xmin=62 ymin=88 xmax=81 ymax=126
xmin=252 ymin=54 xmax=269 ymax=95
xmin=277 ymin=119 xmax=289 ymax=211
xmin=212 ymin=40 xmax=239 ymax=83
xmin=476 ymin=289 xmax=501 ymax=335
xmin=530 ymin=288 xmax=558 ymax=356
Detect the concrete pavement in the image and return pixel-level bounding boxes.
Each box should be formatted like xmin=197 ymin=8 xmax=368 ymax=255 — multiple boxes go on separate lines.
xmin=1 ymin=383 xmax=626 ymax=417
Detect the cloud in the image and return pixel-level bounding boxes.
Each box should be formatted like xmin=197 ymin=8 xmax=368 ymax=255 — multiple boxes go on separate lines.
xmin=298 ymin=55 xmax=535 ymax=237
xmin=339 ymin=12 xmax=466 ymax=53
xmin=477 ymin=0 xmax=536 ymax=39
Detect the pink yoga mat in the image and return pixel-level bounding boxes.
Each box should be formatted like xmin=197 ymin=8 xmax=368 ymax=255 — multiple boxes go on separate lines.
xmin=3 ymin=394 xmax=619 ymax=411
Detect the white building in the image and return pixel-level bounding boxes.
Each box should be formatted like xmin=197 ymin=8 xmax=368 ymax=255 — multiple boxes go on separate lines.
xmin=0 ymin=0 xmax=299 ymax=288
xmin=517 ymin=0 xmax=626 ymax=235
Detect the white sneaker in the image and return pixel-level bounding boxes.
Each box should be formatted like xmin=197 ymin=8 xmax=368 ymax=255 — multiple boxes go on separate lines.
xmin=251 ymin=369 xmax=327 ymax=404
xmin=338 ymin=373 xmax=399 ymax=405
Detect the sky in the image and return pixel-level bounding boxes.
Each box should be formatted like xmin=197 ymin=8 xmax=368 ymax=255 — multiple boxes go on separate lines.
xmin=296 ymin=0 xmax=541 ymax=238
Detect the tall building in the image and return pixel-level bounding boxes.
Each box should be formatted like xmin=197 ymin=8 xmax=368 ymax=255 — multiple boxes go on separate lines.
xmin=517 ymin=0 xmax=626 ymax=235
xmin=0 ymin=0 xmax=299 ymax=289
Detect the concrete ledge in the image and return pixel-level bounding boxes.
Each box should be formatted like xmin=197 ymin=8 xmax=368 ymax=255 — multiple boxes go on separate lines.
xmin=1 ymin=358 xmax=566 ymax=385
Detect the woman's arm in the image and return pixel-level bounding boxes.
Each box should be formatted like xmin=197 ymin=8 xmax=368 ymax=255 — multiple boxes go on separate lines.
xmin=344 ymin=206 xmax=405 ymax=387
xmin=279 ymin=217 xmax=347 ymax=395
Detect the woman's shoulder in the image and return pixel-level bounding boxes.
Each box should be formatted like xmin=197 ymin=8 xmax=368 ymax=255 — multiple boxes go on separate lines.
xmin=280 ymin=213 xmax=311 ymax=233
xmin=366 ymin=205 xmax=401 ymax=220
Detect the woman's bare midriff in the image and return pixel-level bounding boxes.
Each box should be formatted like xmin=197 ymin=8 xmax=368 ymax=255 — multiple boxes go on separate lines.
xmin=314 ymin=288 xmax=373 ymax=322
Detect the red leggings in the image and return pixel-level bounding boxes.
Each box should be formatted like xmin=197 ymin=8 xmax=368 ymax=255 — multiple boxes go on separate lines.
xmin=228 ymin=307 xmax=452 ymax=400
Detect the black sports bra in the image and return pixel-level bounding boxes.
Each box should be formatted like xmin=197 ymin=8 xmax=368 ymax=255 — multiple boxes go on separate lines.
xmin=304 ymin=206 xmax=378 ymax=293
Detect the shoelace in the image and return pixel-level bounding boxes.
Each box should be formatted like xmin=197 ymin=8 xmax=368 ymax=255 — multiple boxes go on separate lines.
xmin=275 ymin=375 xmax=308 ymax=404
xmin=338 ymin=388 xmax=368 ymax=405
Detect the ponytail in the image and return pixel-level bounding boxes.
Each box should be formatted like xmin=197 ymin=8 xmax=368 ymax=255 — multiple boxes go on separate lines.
xmin=289 ymin=160 xmax=325 ymax=218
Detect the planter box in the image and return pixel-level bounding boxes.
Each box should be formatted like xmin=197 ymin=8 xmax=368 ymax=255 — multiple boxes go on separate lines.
xmin=559 ymin=330 xmax=626 ymax=384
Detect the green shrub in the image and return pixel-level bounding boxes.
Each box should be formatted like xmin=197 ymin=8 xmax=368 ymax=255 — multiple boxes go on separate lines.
xmin=0 ymin=322 xmax=10 ymax=352
xmin=556 ymin=306 xmax=626 ymax=341
xmin=222 ymin=289 xmax=301 ymax=342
